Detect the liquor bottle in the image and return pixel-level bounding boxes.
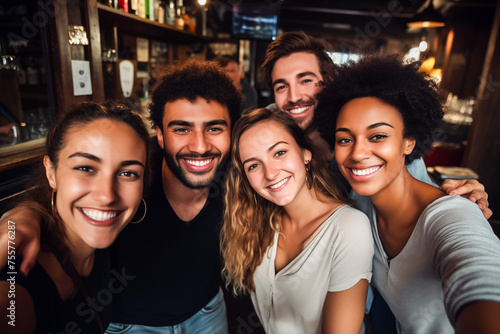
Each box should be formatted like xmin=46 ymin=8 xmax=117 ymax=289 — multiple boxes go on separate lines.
xmin=129 ymin=0 xmax=138 ymax=14
xmin=118 ymin=0 xmax=129 ymax=12
xmin=158 ymin=0 xmax=165 ymax=24
xmin=175 ymin=0 xmax=184 ymax=29
xmin=182 ymin=6 xmax=190 ymax=31
xmin=165 ymin=0 xmax=175 ymax=25
xmin=188 ymin=7 xmax=197 ymax=33
xmin=149 ymin=0 xmax=156 ymax=21
xmin=137 ymin=0 xmax=146 ymax=18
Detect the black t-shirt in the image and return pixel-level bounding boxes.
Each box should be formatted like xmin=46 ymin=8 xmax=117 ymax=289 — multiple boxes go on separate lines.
xmin=110 ymin=147 xmax=223 ymax=326
xmin=0 ymin=249 xmax=111 ymax=333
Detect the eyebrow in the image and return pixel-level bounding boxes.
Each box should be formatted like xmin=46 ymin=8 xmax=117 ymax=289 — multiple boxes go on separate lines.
xmin=167 ymin=119 xmax=228 ymax=128
xmin=335 ymin=122 xmax=394 ymax=133
xmin=241 ymin=141 xmax=288 ymax=166
xmin=68 ymin=152 xmax=145 ymax=168
xmin=271 ymin=71 xmax=319 ymax=88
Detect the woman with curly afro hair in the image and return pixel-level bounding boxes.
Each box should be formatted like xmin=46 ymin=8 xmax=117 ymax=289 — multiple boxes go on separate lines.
xmin=313 ymin=54 xmax=500 ymax=334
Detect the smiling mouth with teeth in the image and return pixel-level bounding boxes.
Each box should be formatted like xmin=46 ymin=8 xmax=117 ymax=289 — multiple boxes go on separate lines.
xmin=269 ymin=177 xmax=290 ymax=189
xmin=81 ymin=208 xmax=118 ymax=221
xmin=288 ymin=105 xmax=310 ymax=115
xmin=185 ymin=158 xmax=213 ymax=167
xmin=351 ymin=166 xmax=381 ymax=176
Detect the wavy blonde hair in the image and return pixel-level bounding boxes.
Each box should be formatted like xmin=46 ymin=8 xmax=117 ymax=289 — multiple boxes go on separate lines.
xmin=221 ymin=108 xmax=348 ymax=295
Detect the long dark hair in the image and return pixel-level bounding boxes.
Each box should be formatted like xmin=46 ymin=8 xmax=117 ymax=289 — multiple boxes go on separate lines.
xmin=23 ymin=102 xmax=151 ymax=264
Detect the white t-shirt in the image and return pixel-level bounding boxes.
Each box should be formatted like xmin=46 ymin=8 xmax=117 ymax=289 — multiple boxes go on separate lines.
xmin=250 ymin=205 xmax=374 ymax=334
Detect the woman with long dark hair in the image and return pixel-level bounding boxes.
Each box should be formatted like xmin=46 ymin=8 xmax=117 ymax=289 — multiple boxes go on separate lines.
xmin=0 ymin=102 xmax=150 ymax=333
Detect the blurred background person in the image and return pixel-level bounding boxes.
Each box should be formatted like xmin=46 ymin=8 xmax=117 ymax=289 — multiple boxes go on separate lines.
xmin=216 ymin=55 xmax=258 ymax=113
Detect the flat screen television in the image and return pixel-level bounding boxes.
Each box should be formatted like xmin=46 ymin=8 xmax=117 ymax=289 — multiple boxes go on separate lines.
xmin=232 ymin=2 xmax=280 ymax=41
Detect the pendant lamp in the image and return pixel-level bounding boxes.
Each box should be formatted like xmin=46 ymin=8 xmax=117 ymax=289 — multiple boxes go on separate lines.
xmin=407 ymin=0 xmax=445 ymax=28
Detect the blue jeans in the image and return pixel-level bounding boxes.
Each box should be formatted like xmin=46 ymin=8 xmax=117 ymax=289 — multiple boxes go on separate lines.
xmin=105 ymin=289 xmax=228 ymax=334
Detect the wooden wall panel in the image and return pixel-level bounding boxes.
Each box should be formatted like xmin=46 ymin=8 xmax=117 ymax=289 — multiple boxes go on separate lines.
xmin=464 ymin=0 xmax=500 ymax=221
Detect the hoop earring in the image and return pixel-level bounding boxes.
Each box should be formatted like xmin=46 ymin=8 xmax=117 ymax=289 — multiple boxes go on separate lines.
xmin=51 ymin=189 xmax=57 ymax=217
xmin=305 ymin=160 xmax=314 ymax=189
xmin=131 ymin=198 xmax=147 ymax=224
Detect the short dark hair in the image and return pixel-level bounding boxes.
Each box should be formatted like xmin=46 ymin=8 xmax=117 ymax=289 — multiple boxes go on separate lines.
xmin=314 ymin=54 xmax=444 ymax=164
xmin=260 ymin=31 xmax=335 ymax=90
xmin=149 ymin=59 xmax=242 ymax=131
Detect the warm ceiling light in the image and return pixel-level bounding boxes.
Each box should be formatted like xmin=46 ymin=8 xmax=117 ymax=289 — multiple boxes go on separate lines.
xmin=407 ymin=0 xmax=445 ymax=28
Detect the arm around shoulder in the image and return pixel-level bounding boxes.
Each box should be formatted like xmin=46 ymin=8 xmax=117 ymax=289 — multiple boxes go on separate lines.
xmin=0 ymin=205 xmax=43 ymax=276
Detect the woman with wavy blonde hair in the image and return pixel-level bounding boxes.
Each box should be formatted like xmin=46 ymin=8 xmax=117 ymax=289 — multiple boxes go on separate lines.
xmin=221 ymin=108 xmax=373 ymax=334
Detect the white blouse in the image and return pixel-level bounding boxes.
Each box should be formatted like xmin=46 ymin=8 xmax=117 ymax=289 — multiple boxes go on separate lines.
xmin=250 ymin=205 xmax=374 ymax=334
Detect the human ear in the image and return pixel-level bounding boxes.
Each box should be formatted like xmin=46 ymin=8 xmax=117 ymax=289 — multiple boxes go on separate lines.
xmin=404 ymin=138 xmax=416 ymax=155
xmin=303 ymin=149 xmax=312 ymax=163
xmin=43 ymin=155 xmax=57 ymax=190
xmin=156 ymin=125 xmax=164 ymax=149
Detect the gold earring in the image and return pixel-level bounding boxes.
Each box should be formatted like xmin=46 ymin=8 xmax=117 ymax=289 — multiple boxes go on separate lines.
xmin=131 ymin=198 xmax=147 ymax=224
xmin=51 ymin=189 xmax=57 ymax=217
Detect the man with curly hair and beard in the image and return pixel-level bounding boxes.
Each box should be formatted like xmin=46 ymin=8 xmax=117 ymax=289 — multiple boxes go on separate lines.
xmin=0 ymin=60 xmax=242 ymax=334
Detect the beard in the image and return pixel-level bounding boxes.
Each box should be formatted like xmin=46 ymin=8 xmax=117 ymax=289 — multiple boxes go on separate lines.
xmin=163 ymin=149 xmax=229 ymax=190
xmin=282 ymin=98 xmax=316 ymax=130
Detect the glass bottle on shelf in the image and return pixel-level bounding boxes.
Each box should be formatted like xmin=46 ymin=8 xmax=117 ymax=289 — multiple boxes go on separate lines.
xmin=175 ymin=0 xmax=185 ymax=29
xmin=137 ymin=0 xmax=146 ymax=18
xmin=129 ymin=0 xmax=138 ymax=15
xmin=165 ymin=0 xmax=175 ymax=25
xmin=188 ymin=6 xmax=197 ymax=33
xmin=158 ymin=0 xmax=165 ymax=24
xmin=183 ymin=6 xmax=190 ymax=31
xmin=118 ymin=0 xmax=129 ymax=12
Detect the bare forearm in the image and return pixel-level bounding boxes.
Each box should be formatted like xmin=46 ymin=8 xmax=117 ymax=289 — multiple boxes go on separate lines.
xmin=0 ymin=204 xmax=43 ymax=275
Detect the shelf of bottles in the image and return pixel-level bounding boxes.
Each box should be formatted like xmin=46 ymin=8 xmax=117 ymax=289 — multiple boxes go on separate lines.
xmin=0 ymin=2 xmax=53 ymax=151
xmin=97 ymin=0 xmax=207 ymax=43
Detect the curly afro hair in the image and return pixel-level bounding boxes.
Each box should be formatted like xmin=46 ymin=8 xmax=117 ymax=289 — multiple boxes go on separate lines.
xmin=149 ymin=59 xmax=242 ymax=131
xmin=314 ymin=54 xmax=444 ymax=164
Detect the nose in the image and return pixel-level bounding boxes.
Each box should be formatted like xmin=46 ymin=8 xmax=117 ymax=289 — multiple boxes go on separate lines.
xmin=92 ymin=174 xmax=118 ymax=204
xmin=288 ymin=84 xmax=302 ymax=104
xmin=350 ymin=140 xmax=371 ymax=162
xmin=263 ymin=162 xmax=279 ymax=180
xmin=188 ymin=130 xmax=209 ymax=154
